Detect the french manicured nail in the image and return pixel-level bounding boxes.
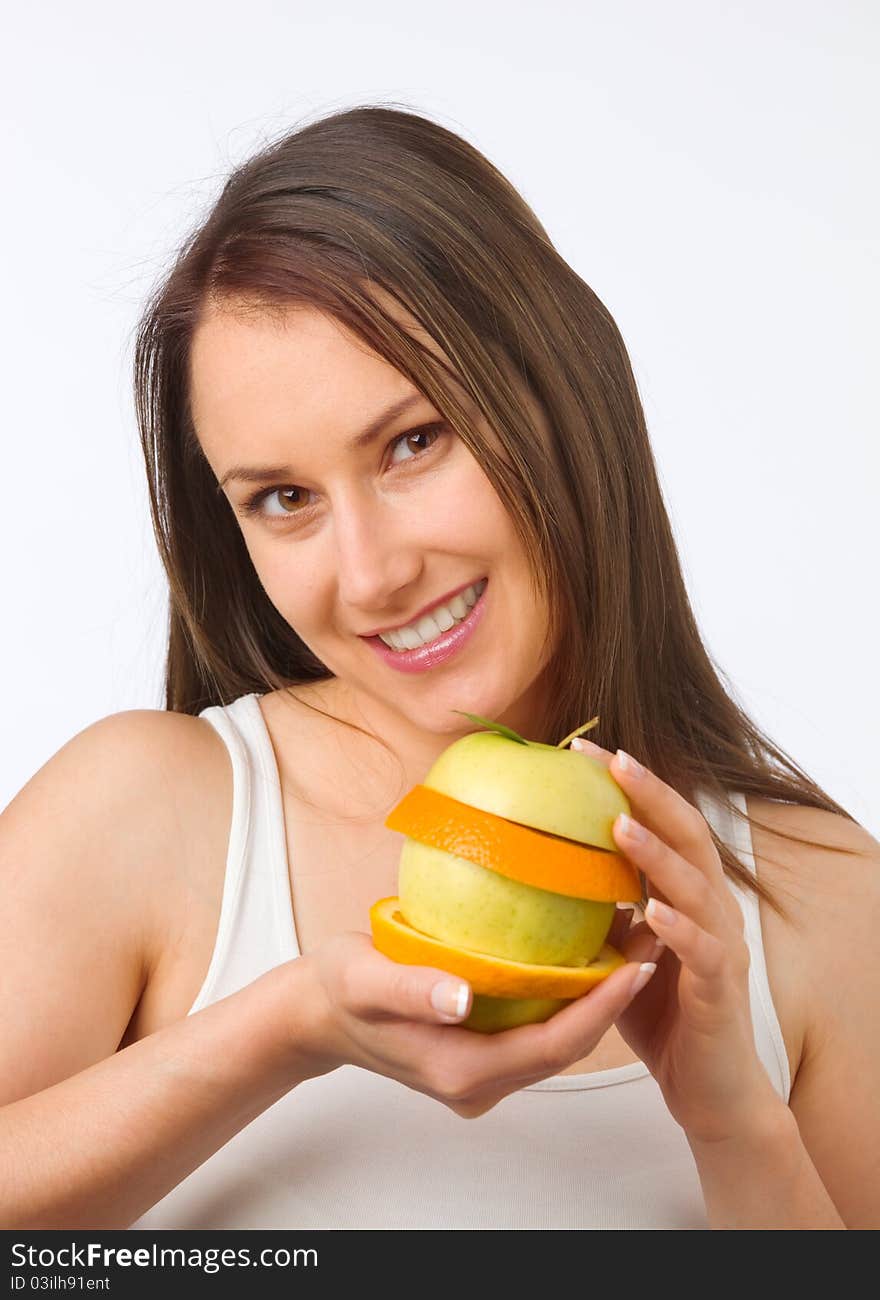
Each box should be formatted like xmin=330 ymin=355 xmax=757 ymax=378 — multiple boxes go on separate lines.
xmin=646 ymin=897 xmax=677 ymax=926
xmin=617 ymin=813 xmax=647 ymax=843
xmin=616 ymin=749 xmax=645 ymax=778
xmin=631 ymin=962 xmax=657 ymax=995
xmin=649 ymin=937 xmax=666 ymax=962
xmin=571 ymin=737 xmax=603 ymax=755
xmin=431 ymin=980 xmax=471 ymax=1019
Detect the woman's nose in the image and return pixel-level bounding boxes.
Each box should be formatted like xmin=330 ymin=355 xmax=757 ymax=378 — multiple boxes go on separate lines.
xmin=331 ymin=492 xmax=422 ymax=612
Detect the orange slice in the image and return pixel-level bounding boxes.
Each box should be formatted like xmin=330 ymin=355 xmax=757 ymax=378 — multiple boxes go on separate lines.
xmin=370 ymin=897 xmax=626 ymax=997
xmin=385 ymin=784 xmax=641 ymax=902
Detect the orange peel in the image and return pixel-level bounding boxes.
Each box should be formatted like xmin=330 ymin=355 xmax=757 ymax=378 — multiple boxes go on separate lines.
xmin=385 ymin=784 xmax=641 ymax=902
xmin=370 ymin=896 xmax=626 ymax=998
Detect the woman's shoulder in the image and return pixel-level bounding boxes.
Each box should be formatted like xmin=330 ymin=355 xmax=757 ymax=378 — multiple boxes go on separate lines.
xmin=98 ymin=707 xmax=235 ymax=1045
xmin=89 ymin=707 xmax=234 ymax=958
xmin=745 ymin=794 xmax=879 ymax=920
xmin=0 ymin=707 xmax=234 ymax=1090
xmin=744 ymin=794 xmax=880 ymax=1089
xmin=2 ymin=705 xmax=226 ymax=870
xmin=59 ymin=707 xmax=235 ymax=1012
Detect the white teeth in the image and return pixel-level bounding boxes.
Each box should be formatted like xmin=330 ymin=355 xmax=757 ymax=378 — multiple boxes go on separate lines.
xmin=379 ymin=578 xmax=487 ymax=651
xmin=433 ymin=605 xmax=456 ymax=632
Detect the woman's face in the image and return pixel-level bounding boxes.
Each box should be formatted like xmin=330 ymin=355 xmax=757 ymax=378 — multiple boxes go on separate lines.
xmin=190 ymin=291 xmax=556 ymax=752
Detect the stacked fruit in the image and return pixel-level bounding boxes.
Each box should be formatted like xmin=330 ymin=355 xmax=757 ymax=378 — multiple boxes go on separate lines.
xmin=370 ymin=713 xmax=642 ymax=1033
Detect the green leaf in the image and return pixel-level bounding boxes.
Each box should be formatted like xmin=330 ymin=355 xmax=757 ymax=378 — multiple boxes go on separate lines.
xmin=451 ymin=710 xmax=530 ymax=745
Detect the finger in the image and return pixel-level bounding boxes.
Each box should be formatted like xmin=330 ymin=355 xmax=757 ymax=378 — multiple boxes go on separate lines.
xmin=570 ymin=740 xmax=653 ymax=906
xmin=353 ymin=940 xmax=474 ymax=1026
xmin=570 ymin=739 xmax=724 ymax=901
xmin=464 ymin=959 xmax=656 ymax=1083
xmin=568 ymin=738 xmax=724 ymax=940
xmin=607 ymin=750 xmax=725 ymax=884
xmin=640 ymin=897 xmax=746 ymax=1002
xmin=570 ymin=737 xmax=613 ymax=766
xmin=614 ymin=813 xmax=727 ymax=937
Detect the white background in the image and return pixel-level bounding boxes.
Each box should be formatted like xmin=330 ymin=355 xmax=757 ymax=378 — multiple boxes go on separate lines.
xmin=2 ymin=1 xmax=877 ymax=834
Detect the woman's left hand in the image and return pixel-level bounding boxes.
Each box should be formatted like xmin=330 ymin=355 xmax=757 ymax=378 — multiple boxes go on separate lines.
xmin=571 ymin=737 xmax=782 ymax=1144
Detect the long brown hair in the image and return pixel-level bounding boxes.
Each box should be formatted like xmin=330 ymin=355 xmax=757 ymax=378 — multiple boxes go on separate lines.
xmin=131 ymin=102 xmax=867 ymax=922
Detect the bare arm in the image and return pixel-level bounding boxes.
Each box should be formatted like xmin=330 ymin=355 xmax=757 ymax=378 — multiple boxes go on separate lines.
xmin=686 ymin=808 xmax=880 ymax=1229
xmin=1 ymin=958 xmax=317 ymax=1229
xmin=688 ymin=1103 xmax=847 ymax=1230
xmin=0 ymin=710 xmax=323 ymax=1228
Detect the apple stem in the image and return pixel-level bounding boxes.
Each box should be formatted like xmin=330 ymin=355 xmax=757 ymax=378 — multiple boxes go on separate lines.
xmin=556 ymin=716 xmax=601 ymax=750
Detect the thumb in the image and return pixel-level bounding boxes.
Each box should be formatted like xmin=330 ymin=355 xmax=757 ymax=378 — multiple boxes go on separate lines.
xmin=379 ymin=957 xmax=473 ymax=1025
xmin=427 ymin=973 xmax=473 ymax=1023
xmin=589 ymin=955 xmax=660 ymax=1012
xmin=527 ymin=957 xmax=658 ymax=1059
xmin=331 ymin=935 xmax=473 ymax=1026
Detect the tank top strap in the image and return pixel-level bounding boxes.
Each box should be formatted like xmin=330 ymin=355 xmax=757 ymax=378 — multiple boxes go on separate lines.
xmin=188 ymin=693 xmax=298 ymax=1015
xmin=694 ymin=786 xmax=792 ymax=1103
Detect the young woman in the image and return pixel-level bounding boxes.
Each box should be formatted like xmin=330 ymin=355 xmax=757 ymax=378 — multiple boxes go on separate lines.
xmin=2 ymin=106 xmax=877 ymax=1231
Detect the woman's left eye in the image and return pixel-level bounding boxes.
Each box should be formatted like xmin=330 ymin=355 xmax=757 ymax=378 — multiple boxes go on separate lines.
xmin=388 ymin=423 xmax=447 ymax=466
xmin=239 ymin=423 xmax=448 ymax=523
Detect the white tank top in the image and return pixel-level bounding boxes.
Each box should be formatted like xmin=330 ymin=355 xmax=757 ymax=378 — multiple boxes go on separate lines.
xmin=129 ymin=692 xmax=791 ymax=1231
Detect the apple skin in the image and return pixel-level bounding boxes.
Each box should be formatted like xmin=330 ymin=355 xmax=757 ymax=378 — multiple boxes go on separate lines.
xmin=423 ymin=731 xmax=630 ymax=851
xmin=398 ymin=839 xmax=615 ymax=966
xmin=465 ymin=993 xmax=575 ymax=1033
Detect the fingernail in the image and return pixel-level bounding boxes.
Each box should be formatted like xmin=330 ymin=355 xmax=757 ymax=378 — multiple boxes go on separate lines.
xmin=630 ymin=962 xmax=657 ymax=995
xmin=431 ymin=979 xmax=471 ymax=1019
xmin=618 ymin=813 xmax=647 ymax=843
xmin=616 ymin=750 xmax=645 ymax=779
xmin=571 ymin=737 xmax=603 ymax=756
xmin=646 ymin=897 xmax=676 ymax=925
xmin=649 ymin=938 xmax=666 ymax=963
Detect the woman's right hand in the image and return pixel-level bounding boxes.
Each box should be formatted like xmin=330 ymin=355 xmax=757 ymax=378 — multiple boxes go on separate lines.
xmin=287 ymin=918 xmax=660 ymax=1119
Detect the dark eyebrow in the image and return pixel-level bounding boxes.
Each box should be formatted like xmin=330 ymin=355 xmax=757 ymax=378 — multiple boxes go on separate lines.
xmin=216 ymin=391 xmax=428 ymax=493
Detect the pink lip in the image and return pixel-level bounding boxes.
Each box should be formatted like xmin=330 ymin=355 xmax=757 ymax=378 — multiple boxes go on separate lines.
xmin=364 ymin=580 xmax=489 ymax=674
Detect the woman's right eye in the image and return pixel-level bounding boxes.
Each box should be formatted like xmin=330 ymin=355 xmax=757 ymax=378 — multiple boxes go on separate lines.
xmin=237 ymin=423 xmax=447 ymax=525
xmin=240 ymin=484 xmax=309 ymax=521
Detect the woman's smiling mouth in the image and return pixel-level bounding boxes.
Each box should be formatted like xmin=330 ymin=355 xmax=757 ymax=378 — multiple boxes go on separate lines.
xmin=363 ymin=578 xmax=489 ymax=673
